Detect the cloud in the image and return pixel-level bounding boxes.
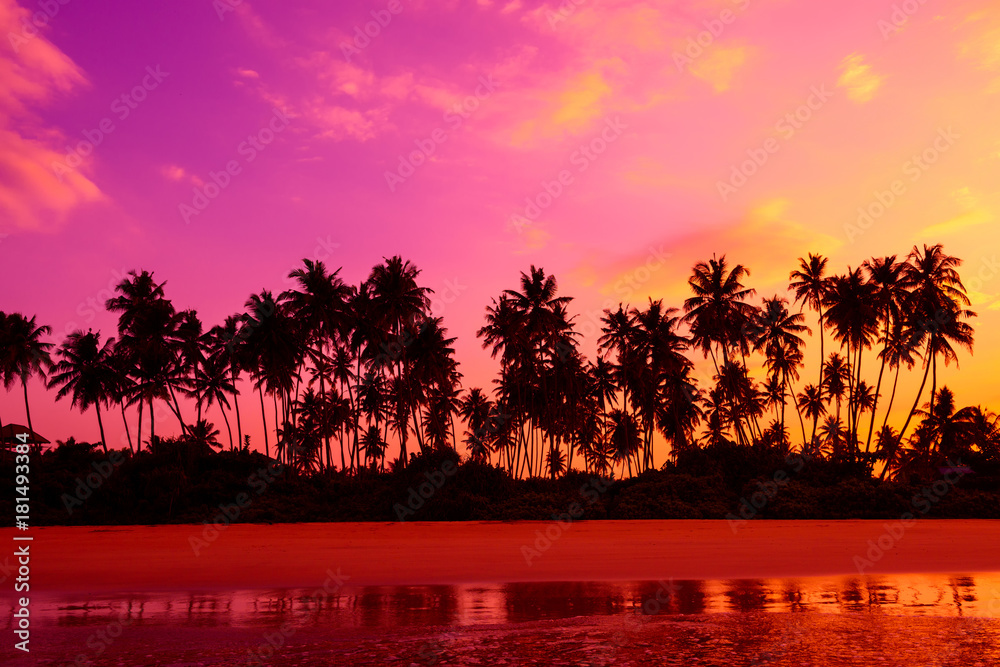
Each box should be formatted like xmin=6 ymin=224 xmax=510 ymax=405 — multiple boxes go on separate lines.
xmin=0 ymin=0 xmax=102 ymax=233
xmin=689 ymin=45 xmax=748 ymax=92
xmin=919 ymin=187 xmax=994 ymax=238
xmin=836 ymin=53 xmax=884 ymax=103
xmin=580 ymin=198 xmax=844 ymax=305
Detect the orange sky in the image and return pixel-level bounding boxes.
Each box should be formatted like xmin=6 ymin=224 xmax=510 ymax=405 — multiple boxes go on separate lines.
xmin=1 ymin=0 xmax=999 ymax=461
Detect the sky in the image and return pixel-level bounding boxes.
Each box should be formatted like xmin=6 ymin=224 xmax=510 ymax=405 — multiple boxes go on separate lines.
xmin=2 ymin=0 xmax=999 ymax=459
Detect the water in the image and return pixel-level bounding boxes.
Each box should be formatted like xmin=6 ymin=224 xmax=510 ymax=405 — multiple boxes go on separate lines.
xmin=5 ymin=574 xmax=1000 ymax=665
xmin=3 ymin=522 xmax=999 ymax=664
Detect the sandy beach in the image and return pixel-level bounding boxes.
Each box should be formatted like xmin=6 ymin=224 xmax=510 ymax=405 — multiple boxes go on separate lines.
xmin=7 ymin=519 xmax=1000 ymax=594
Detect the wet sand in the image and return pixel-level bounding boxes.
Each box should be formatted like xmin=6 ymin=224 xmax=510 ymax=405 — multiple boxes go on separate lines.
xmin=6 ymin=520 xmax=1000 ymax=594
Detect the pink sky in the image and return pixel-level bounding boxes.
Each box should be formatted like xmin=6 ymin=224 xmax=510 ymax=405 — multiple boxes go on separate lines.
xmin=2 ymin=0 xmax=1000 ymax=461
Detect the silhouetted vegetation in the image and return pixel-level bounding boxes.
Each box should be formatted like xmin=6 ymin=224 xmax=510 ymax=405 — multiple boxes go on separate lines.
xmin=2 ymin=435 xmax=998 ymax=524
xmin=2 ymin=244 xmax=999 ymax=524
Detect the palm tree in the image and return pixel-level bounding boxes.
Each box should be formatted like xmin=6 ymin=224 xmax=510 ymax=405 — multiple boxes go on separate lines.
xmin=861 ymin=255 xmax=908 ymax=452
xmin=789 ymin=253 xmax=830 ymax=435
xmin=887 ymin=245 xmax=975 ymax=477
xmin=797 ymin=384 xmax=826 ymax=453
xmin=105 ymin=270 xmax=179 ymax=449
xmin=284 ymin=259 xmax=352 ymax=467
xmin=207 ymin=315 xmax=246 ymax=449
xmin=1 ymin=312 xmax=53 ymax=444
xmin=822 ymin=268 xmax=879 ymax=448
xmin=187 ymin=352 xmax=236 ymax=449
xmin=48 ymin=330 xmax=118 ymax=453
xmin=750 ymin=296 xmax=809 ymax=442
xmin=368 ymin=256 xmax=432 ymax=464
xmin=243 ymin=290 xmax=304 ymax=459
xmin=683 ymin=255 xmax=756 ymax=369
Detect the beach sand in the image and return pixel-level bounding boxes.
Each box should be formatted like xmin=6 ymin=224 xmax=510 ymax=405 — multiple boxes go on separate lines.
xmin=8 ymin=519 xmax=1000 ymax=594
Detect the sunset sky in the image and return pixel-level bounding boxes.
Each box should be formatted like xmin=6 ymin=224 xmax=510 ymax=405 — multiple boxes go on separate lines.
xmin=2 ymin=0 xmax=999 ymax=457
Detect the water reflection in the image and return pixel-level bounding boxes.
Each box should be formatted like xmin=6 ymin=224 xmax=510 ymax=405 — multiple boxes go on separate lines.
xmin=11 ymin=573 xmax=999 ymax=633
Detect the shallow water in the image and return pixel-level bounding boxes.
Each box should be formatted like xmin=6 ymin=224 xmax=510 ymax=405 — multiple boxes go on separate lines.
xmin=3 ymin=521 xmax=1000 ymax=664
xmin=5 ymin=574 xmax=1000 ymax=665
xmin=17 ymin=573 xmax=1000 ymax=628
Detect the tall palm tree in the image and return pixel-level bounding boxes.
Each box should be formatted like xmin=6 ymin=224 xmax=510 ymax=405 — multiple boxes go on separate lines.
xmin=861 ymin=255 xmax=908 ymax=452
xmin=105 ymin=270 xmax=179 ymax=449
xmin=284 ymin=259 xmax=352 ymax=466
xmin=683 ymin=255 xmax=756 ymax=369
xmin=822 ymin=267 xmax=878 ymax=449
xmin=207 ymin=315 xmax=246 ymax=449
xmin=368 ymin=256 xmax=432 ymax=464
xmin=48 ymin=330 xmax=118 ymax=453
xmin=1 ymin=312 xmax=53 ymax=444
xmin=243 ymin=290 xmax=305 ymax=459
xmin=789 ymin=254 xmax=830 ymax=407
xmin=886 ymin=245 xmax=975 ymax=477
xmin=750 ymin=296 xmax=809 ymax=442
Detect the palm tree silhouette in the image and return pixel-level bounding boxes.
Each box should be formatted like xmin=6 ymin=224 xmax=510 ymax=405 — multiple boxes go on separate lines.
xmin=886 ymin=245 xmax=975 ymax=477
xmin=789 ymin=253 xmax=830 ymax=441
xmin=49 ymin=330 xmax=118 ymax=453
xmin=822 ymin=267 xmax=878 ymax=456
xmin=2 ymin=312 xmax=53 ymax=445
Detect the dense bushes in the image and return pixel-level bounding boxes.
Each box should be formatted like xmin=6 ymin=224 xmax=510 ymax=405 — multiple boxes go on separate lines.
xmin=3 ymin=439 xmax=999 ymax=525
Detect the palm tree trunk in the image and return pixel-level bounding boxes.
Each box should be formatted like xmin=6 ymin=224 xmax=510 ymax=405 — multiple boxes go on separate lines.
xmin=258 ymin=385 xmax=269 ymax=458
xmin=220 ymin=404 xmax=233 ymax=449
xmin=882 ymin=343 xmax=933 ymax=480
xmin=96 ymin=402 xmax=108 ymax=454
xmin=168 ymin=386 xmax=188 ymax=434
xmin=21 ymin=379 xmax=35 ymax=445
xmin=232 ymin=370 xmax=243 ymax=447
xmin=149 ymin=396 xmax=155 ymax=449
xmin=121 ymin=402 xmax=135 ymax=452
xmin=865 ymin=352 xmax=888 ymax=454
xmin=137 ymin=398 xmax=144 ymax=453
xmin=881 ymin=363 xmax=901 ymax=432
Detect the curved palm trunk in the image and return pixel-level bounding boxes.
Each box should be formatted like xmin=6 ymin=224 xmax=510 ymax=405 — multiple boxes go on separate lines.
xmin=232 ymin=376 xmax=243 ymax=448
xmin=120 ymin=401 xmax=133 ymax=453
xmin=815 ymin=307 xmax=825 ymax=443
xmin=881 ymin=342 xmax=933 ymax=480
xmin=258 ymin=385 xmax=269 ymax=458
xmin=880 ymin=363 xmax=902 ymax=433
xmin=96 ymin=402 xmax=108 ymax=454
xmin=865 ymin=353 xmax=888 ymax=454
xmin=137 ymin=398 xmax=144 ymax=453
xmin=220 ymin=404 xmax=234 ymax=449
xmin=168 ymin=386 xmax=188 ymax=435
xmin=21 ymin=379 xmax=35 ymax=445
xmin=149 ymin=396 xmax=156 ymax=449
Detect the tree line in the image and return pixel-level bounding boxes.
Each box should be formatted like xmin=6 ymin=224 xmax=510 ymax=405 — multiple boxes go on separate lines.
xmin=1 ymin=244 xmax=996 ymax=482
